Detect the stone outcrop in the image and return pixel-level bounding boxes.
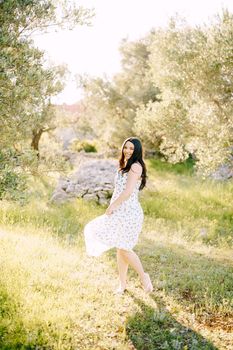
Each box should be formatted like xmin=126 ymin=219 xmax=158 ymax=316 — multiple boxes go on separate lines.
xmin=51 ymin=159 xmax=118 ymax=204
xmin=211 ymin=162 xmax=233 ymax=181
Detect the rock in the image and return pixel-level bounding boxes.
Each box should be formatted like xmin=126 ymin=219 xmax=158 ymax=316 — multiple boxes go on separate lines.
xmin=211 ymin=163 xmax=233 ymax=181
xmin=73 ymin=184 xmax=88 ymax=197
xmin=97 ymin=192 xmax=110 ymax=205
xmin=93 ymin=186 xmax=104 ymax=192
xmin=51 ymin=158 xmax=117 ymax=204
xmin=57 ymin=178 xmax=70 ymax=190
xmin=62 ymin=150 xmax=78 ymax=163
xmin=98 ymin=197 xmax=109 ymax=205
xmin=83 ymin=193 xmax=98 ymax=201
xmin=66 ymin=183 xmax=76 ymax=193
xmin=50 ymin=190 xmax=70 ymax=203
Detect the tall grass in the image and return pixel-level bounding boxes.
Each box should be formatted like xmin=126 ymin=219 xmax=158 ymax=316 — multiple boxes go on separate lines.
xmin=0 ymin=160 xmax=232 ymax=349
xmin=142 ymin=159 xmax=233 ymax=247
xmin=0 ymin=198 xmax=101 ymax=240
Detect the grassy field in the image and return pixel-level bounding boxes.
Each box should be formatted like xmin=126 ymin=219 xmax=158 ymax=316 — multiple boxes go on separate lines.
xmin=0 ymin=159 xmax=232 ymax=349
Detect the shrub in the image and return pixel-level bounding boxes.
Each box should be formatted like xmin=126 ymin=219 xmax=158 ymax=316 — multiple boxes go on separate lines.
xmin=71 ymin=139 xmax=97 ymax=153
xmin=0 ymin=150 xmax=27 ymax=201
xmin=0 ymin=168 xmax=26 ymax=201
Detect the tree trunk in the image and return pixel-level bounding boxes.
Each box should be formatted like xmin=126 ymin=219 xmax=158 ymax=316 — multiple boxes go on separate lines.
xmin=31 ymin=128 xmax=44 ymax=159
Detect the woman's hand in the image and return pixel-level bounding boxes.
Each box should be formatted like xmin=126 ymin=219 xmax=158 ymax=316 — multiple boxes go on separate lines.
xmin=105 ymin=203 xmax=118 ymax=215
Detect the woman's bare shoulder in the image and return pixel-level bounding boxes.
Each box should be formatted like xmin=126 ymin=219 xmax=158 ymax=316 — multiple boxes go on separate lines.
xmin=130 ymin=162 xmax=142 ymax=174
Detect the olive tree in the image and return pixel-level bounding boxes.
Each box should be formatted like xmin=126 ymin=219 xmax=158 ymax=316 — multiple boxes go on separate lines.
xmin=135 ymin=11 xmax=233 ymax=174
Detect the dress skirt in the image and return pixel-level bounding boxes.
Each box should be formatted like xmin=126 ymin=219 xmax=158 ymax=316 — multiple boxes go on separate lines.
xmin=84 ymin=170 xmax=143 ymax=257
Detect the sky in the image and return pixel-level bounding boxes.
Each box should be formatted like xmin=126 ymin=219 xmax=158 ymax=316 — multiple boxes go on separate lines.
xmin=33 ymin=0 xmax=233 ymax=104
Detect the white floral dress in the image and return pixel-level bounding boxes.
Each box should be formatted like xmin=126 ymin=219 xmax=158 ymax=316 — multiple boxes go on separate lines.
xmin=84 ymin=169 xmax=144 ymax=256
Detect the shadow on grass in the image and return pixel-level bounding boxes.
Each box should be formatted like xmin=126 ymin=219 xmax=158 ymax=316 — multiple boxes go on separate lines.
xmin=137 ymin=237 xmax=233 ymax=322
xmin=0 ymin=282 xmax=63 ymax=350
xmin=106 ymin=236 xmax=232 ymax=319
xmin=125 ymin=292 xmax=218 ymax=350
xmin=0 ymin=287 xmax=45 ymax=350
xmin=106 ymin=236 xmax=232 ymax=348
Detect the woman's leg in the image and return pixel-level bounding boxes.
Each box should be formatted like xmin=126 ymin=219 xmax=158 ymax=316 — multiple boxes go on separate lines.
xmin=116 ymin=249 xmax=129 ymax=290
xmin=119 ymin=249 xmax=144 ymax=280
xmin=119 ymin=249 xmax=153 ymax=292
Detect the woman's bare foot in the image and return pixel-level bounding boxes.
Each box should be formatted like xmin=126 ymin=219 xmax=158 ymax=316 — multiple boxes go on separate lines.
xmin=141 ymin=273 xmax=153 ymax=293
xmin=114 ymin=282 xmax=126 ymax=295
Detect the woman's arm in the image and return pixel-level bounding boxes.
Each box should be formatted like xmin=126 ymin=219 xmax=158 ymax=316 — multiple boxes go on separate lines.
xmin=105 ymin=163 xmax=142 ymax=215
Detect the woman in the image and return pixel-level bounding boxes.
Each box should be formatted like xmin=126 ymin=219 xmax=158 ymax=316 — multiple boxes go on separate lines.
xmin=84 ymin=137 xmax=153 ymax=294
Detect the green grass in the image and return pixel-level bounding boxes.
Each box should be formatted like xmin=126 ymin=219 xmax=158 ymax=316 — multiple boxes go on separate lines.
xmin=0 ymin=161 xmax=232 ymax=349
xmin=148 ymin=157 xmax=195 ymax=175
xmin=1 ymin=228 xmax=232 ymax=349
xmin=0 ymin=198 xmax=102 ymax=241
xmin=142 ymin=159 xmax=233 ymax=247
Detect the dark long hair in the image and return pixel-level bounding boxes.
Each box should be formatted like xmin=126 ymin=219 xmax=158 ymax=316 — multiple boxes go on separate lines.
xmin=119 ymin=137 xmax=147 ymax=190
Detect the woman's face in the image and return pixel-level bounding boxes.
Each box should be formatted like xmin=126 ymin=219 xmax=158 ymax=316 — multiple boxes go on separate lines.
xmin=123 ymin=141 xmax=134 ymax=161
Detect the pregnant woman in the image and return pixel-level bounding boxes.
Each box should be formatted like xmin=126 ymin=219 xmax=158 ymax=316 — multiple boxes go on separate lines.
xmin=84 ymin=137 xmax=153 ymax=294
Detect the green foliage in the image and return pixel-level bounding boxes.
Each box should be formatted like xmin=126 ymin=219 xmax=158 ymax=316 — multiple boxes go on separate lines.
xmin=0 ymin=169 xmax=26 ymax=201
xmin=0 ymin=0 xmax=92 ymax=149
xmin=148 ymin=157 xmax=195 ymax=175
xmin=0 ymin=22 xmax=65 ymax=148
xmin=78 ymin=10 xmax=233 ymax=174
xmin=71 ymin=139 xmax=97 ymax=153
xmin=0 ymin=0 xmax=93 ymax=197
xmin=135 ymin=11 xmax=233 ymax=174
xmin=0 ymin=149 xmax=28 ymax=201
xmin=77 ymin=36 xmax=160 ymax=149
